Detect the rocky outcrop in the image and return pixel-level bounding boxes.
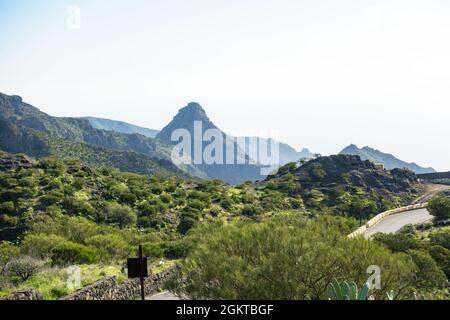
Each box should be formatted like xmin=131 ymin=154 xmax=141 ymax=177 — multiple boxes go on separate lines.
xmin=263 ymin=155 xmax=419 ymax=193
xmin=0 ymin=152 xmax=36 ymax=172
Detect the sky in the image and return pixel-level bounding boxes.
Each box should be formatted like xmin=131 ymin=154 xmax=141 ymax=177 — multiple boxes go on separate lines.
xmin=0 ymin=0 xmax=449 ymax=171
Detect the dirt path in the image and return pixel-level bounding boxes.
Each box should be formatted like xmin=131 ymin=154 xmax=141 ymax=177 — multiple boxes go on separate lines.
xmin=412 ymin=184 xmax=450 ymax=204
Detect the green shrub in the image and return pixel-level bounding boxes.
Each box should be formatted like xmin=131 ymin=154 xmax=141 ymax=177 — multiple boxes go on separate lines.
xmin=407 ymin=249 xmax=447 ymax=289
xmin=106 ymin=203 xmax=137 ymax=228
xmin=0 ymin=241 xmax=20 ymax=275
xmin=428 ymin=196 xmax=450 ymax=221
xmin=373 ymin=233 xmax=420 ymax=253
xmin=162 ymin=241 xmax=189 ymax=259
xmin=51 ymin=242 xmax=99 ymax=266
xmin=177 ymin=215 xmax=197 ymax=235
xmin=85 ymin=234 xmax=130 ymax=261
xmin=429 ymin=230 xmax=450 ymax=250
xmin=142 ymin=242 xmax=165 ymax=258
xmin=427 ymin=245 xmax=450 ymax=279
xmin=169 ymin=213 xmax=415 ymax=300
xmin=20 ymin=234 xmax=66 ymax=259
xmin=241 ymin=204 xmax=263 ymax=216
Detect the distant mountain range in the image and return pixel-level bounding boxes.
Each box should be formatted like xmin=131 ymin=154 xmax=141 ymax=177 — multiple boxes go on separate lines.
xmin=84 ymin=117 xmax=160 ymax=138
xmin=0 ymin=93 xmax=312 ymax=183
xmin=0 ymin=92 xmax=185 ymax=177
xmin=236 ymin=137 xmax=315 ymax=166
xmin=2 ymin=91 xmax=436 ymax=183
xmin=339 ymin=144 xmax=436 ymax=174
xmin=83 ymin=101 xmax=315 ymax=183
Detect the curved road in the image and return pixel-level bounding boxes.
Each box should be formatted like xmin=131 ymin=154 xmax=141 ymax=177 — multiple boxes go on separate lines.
xmin=363 ymin=208 xmax=433 ymax=239
xmin=147 ymin=291 xmax=180 ymax=300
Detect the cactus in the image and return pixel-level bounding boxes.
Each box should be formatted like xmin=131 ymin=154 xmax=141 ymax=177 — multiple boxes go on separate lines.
xmin=326 ymin=278 xmax=370 ymax=300
xmin=385 ymin=290 xmax=396 ymax=300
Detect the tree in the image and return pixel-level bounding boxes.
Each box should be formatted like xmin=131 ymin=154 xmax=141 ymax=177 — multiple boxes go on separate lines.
xmin=168 ymin=214 xmax=415 ymax=300
xmin=427 ymin=196 xmax=450 ymax=221
xmin=5 ymin=256 xmax=42 ymax=281
xmin=106 ymin=203 xmax=137 ymax=228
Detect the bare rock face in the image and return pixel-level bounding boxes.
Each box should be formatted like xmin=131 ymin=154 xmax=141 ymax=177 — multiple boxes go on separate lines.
xmin=0 ymin=152 xmax=36 ymax=172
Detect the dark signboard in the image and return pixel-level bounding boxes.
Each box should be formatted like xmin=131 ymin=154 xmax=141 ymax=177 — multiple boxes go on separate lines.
xmin=127 ymin=257 xmax=148 ymax=279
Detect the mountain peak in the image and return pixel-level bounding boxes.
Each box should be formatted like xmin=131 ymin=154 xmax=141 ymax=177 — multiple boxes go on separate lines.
xmin=157 ymin=102 xmax=218 ymax=143
xmin=341 ymin=144 xmax=360 ymax=152
xmin=178 ymin=102 xmax=207 ymax=118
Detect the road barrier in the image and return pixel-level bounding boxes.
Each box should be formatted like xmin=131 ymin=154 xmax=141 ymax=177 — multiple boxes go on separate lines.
xmin=348 ymin=203 xmax=429 ymax=238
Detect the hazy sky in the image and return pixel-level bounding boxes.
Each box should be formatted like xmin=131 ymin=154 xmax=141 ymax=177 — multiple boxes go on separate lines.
xmin=1 ymin=0 xmax=449 ymax=171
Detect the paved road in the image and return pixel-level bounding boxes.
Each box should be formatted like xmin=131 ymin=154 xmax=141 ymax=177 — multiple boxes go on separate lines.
xmin=147 ymin=291 xmax=180 ymax=300
xmin=363 ymin=208 xmax=433 ymax=239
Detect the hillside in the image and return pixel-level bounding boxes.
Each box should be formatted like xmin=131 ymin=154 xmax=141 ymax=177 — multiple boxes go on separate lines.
xmin=262 ymin=154 xmax=422 ymax=217
xmin=0 ymin=92 xmax=187 ymax=178
xmin=83 ymin=117 xmax=160 ymax=138
xmin=340 ymin=144 xmax=435 ymax=174
xmin=0 ymin=151 xmax=305 ymax=242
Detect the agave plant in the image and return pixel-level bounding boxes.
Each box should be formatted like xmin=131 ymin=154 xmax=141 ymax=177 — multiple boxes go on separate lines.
xmin=326 ymin=278 xmax=370 ymax=300
xmin=385 ymin=290 xmax=396 ymax=300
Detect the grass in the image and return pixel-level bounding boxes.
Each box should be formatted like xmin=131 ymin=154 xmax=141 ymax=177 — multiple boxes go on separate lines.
xmin=0 ymin=263 xmax=125 ymax=300
xmin=149 ymin=259 xmax=177 ymax=274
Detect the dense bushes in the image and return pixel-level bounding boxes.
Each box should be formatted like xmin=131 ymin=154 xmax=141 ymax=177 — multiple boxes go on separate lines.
xmin=142 ymin=241 xmax=189 ymax=259
xmin=51 ymin=242 xmax=99 ymax=266
xmin=373 ymin=233 xmax=420 ymax=253
xmin=407 ymin=250 xmax=447 ymax=289
xmin=169 ymin=214 xmax=416 ymax=300
xmin=20 ymin=234 xmax=66 ymax=259
xmin=428 ymin=196 xmax=450 ymax=221
xmin=373 ymin=227 xmax=450 ymax=288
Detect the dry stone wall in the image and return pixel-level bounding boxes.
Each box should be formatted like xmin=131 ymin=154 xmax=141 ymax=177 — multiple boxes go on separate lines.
xmin=1 ymin=266 xmax=176 ymax=301
xmin=0 ymin=289 xmax=42 ymax=300
xmin=61 ymin=266 xmax=176 ymax=300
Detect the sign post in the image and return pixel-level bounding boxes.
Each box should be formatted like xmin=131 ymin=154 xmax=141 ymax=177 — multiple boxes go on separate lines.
xmin=139 ymin=245 xmax=145 ymax=301
xmin=127 ymin=245 xmax=148 ymax=301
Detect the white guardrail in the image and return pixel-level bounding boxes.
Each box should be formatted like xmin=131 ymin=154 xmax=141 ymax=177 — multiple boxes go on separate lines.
xmin=348 ymin=203 xmax=429 ymax=238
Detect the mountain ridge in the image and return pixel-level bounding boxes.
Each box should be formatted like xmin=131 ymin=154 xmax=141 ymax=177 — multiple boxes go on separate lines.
xmin=83 ymin=117 xmax=160 ymax=138
xmin=339 ymin=144 xmax=435 ymax=174
xmin=0 ymin=92 xmax=186 ymax=177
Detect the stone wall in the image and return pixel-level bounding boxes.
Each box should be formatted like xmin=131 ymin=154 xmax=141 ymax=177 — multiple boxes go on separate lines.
xmin=59 ymin=276 xmax=117 ymax=300
xmin=0 ymin=266 xmax=176 ymax=301
xmin=0 ymin=289 xmax=42 ymax=301
xmin=61 ymin=266 xmax=176 ymax=300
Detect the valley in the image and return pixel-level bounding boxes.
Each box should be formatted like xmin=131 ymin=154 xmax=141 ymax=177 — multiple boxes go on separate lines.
xmin=0 ymin=92 xmax=449 ymax=301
